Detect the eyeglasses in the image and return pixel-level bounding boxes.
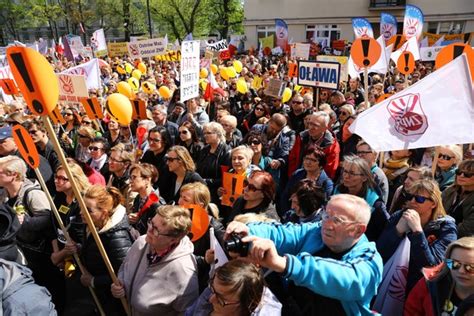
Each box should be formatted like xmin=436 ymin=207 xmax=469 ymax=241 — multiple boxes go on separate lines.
xmin=342 ymin=169 xmax=363 ymax=177
xmin=179 ymin=130 xmax=189 ymax=135
xmin=209 ymin=278 xmax=240 ymax=307
xmin=243 ymin=180 xmax=261 ymax=192
xmin=456 ymin=170 xmax=474 ymax=178
xmin=82 ymin=121 xmax=92 ymax=125
xmin=438 ymin=154 xmax=454 ymax=161
xmin=303 ymin=156 xmax=319 ymax=163
xmin=446 ymin=259 xmax=474 ymax=274
xmin=356 ymin=151 xmax=372 ymax=156
xmin=109 ymin=157 xmax=125 ymax=163
xmin=405 ymin=193 xmax=432 ymax=204
xmin=54 ymin=175 xmax=69 ymax=182
xmin=248 ymin=139 xmax=261 ymax=145
xmin=321 ymin=208 xmax=358 ymax=226
xmin=147 ymin=218 xmax=177 ymax=238
xmin=165 ymin=155 xmax=180 ymax=162
xmin=89 ymin=146 xmax=103 ymax=151
xmin=28 ymin=130 xmax=39 ymax=135
xmin=148 ymin=137 xmax=162 ymax=143
xmin=254 ymin=107 xmax=264 ymax=112
xmin=292 ymin=100 xmax=303 ymax=104
xmin=203 ymin=131 xmax=216 ymax=136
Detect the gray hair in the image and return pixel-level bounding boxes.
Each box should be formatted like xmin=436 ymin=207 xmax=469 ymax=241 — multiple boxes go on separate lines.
xmin=203 ymin=122 xmax=226 ymax=143
xmin=0 ymin=156 xmax=27 ymax=181
xmin=329 ymin=194 xmax=371 ymax=225
xmin=311 ymin=111 xmax=330 ymax=127
xmin=138 ymin=119 xmax=156 ymax=131
xmin=231 ymin=145 xmax=254 ymax=162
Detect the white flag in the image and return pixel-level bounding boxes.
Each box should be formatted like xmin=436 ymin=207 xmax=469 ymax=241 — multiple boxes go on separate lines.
xmin=419 ymin=37 xmax=429 ymax=48
xmin=391 ymin=36 xmax=420 ymax=63
xmin=348 ymin=36 xmax=390 ymax=78
xmin=92 ymin=29 xmax=107 ymax=56
xmin=209 ymin=227 xmax=228 ymax=276
xmin=433 ymin=35 xmax=445 ymax=47
xmin=349 ymin=54 xmax=474 ymax=151
xmin=373 ymin=237 xmax=411 ymax=316
xmin=62 ymin=58 xmax=101 ymax=90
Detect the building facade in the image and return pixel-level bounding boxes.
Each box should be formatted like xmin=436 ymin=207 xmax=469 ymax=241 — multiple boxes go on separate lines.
xmin=243 ymin=0 xmax=474 ymax=49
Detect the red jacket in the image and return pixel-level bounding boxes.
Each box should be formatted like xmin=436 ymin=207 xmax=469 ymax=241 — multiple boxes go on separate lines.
xmin=404 ymin=277 xmax=434 ymax=316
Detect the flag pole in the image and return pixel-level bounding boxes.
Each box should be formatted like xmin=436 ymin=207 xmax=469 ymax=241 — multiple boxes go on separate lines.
xmin=42 ymin=116 xmax=131 ymax=316
xmin=364 ymin=68 xmax=369 ymax=108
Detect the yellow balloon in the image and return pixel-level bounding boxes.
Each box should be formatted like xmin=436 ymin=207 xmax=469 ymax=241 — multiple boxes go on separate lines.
xmin=159 ymin=86 xmax=172 ymax=99
xmin=141 ymin=81 xmax=156 ymax=94
xmin=220 ymin=68 xmax=229 ymax=81
xmin=200 ymin=68 xmax=208 ymax=79
xmin=200 ymin=79 xmax=208 ymax=91
xmin=294 ymin=85 xmax=303 ymax=93
xmin=116 ymin=64 xmax=126 ymax=75
xmin=226 ymin=66 xmax=237 ymax=78
xmin=282 ymin=87 xmax=292 ymax=103
xmin=236 ymin=78 xmax=248 ymax=94
xmin=137 ymin=62 xmax=147 ymax=74
xmin=117 ymin=81 xmax=133 ymax=98
xmin=124 ymin=63 xmax=133 ymax=74
xmin=233 ymin=60 xmax=243 ymax=73
xmin=128 ymin=77 xmax=139 ymax=92
xmin=131 ymin=69 xmax=142 ymax=80
xmin=210 ymin=64 xmax=218 ymax=75
xmin=106 ymin=93 xmax=133 ymax=125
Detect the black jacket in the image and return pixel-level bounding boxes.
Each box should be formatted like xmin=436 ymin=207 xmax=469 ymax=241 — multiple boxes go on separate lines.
xmin=163 ymin=171 xmax=205 ymax=204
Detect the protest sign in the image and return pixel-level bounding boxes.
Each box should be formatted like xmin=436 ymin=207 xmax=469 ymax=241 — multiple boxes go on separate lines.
xmin=91 ymin=29 xmax=107 ymax=57
xmin=128 ymin=37 xmax=168 ymax=59
xmin=207 ymin=39 xmax=228 ymax=52
xmin=222 ymin=172 xmax=245 ymax=206
xmin=180 ymin=40 xmax=200 ymax=102
xmin=291 ymin=43 xmax=310 ymax=59
xmin=264 ymin=78 xmax=286 ymax=98
xmin=317 ymin=55 xmax=348 ymax=82
xmin=63 ymin=58 xmax=101 ymax=90
xmin=420 ymin=46 xmax=443 ymax=61
xmin=57 ymin=74 xmax=89 ymax=104
xmin=155 ymin=50 xmax=181 ymax=61
xmin=107 ymin=42 xmax=128 ymax=57
xmin=423 ymin=32 xmax=473 ymax=47
xmin=297 ymin=61 xmax=340 ymax=90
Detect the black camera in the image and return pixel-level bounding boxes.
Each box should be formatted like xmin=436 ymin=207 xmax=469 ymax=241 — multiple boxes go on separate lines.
xmin=224 ymin=234 xmax=250 ymax=257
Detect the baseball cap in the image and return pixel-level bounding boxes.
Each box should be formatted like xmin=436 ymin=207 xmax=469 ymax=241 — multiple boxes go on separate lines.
xmin=0 ymin=126 xmax=12 ymax=140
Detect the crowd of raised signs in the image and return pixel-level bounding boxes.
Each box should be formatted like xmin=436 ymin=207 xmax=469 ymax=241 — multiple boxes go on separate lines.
xmin=0 ymin=49 xmax=472 ymax=316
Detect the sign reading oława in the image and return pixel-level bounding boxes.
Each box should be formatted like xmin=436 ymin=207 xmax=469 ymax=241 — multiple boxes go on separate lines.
xmin=297 ymin=61 xmax=341 ymax=90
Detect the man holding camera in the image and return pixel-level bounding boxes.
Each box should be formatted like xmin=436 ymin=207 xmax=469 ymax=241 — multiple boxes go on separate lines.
xmin=225 ymin=194 xmax=383 ymax=315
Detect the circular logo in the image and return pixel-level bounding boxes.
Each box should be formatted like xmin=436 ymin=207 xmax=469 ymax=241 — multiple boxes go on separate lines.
xmin=399 ymin=112 xmax=423 ymax=131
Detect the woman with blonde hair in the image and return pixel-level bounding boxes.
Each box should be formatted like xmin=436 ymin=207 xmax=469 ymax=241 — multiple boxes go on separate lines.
xmin=434 ymin=144 xmax=463 ymax=191
xmin=377 ymin=179 xmax=458 ymax=295
xmin=164 ymin=145 xmax=204 ymax=204
xmin=65 ymin=185 xmax=133 ymax=315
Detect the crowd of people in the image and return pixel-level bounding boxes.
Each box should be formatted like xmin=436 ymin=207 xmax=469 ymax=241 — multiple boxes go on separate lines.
xmin=0 ymin=48 xmax=472 ymax=316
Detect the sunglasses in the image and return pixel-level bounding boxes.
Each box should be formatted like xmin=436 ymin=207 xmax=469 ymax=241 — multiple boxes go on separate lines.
xmin=255 ymin=107 xmax=264 ymax=112
xmin=405 ymin=193 xmax=432 ymax=204
xmin=54 ymin=175 xmax=69 ymax=182
xmin=148 ymin=137 xmax=162 ymax=143
xmin=88 ymin=146 xmax=103 ymax=151
xmin=292 ymin=101 xmax=303 ymax=104
xmin=165 ymin=155 xmax=180 ymax=162
xmin=63 ymin=113 xmax=73 ymax=116
xmin=455 ymin=170 xmax=474 ymax=178
xmin=82 ymin=121 xmax=92 ymax=125
xmin=438 ymin=154 xmax=454 ymax=161
xmin=248 ymin=140 xmax=261 ymax=145
xmin=179 ymin=130 xmax=189 ymax=135
xmin=243 ymin=180 xmax=261 ymax=192
xmin=446 ymin=259 xmax=474 ymax=274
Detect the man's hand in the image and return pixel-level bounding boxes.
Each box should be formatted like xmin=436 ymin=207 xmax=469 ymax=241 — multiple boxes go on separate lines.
xmin=270 ymin=159 xmax=281 ymax=169
xmin=241 ymin=236 xmax=287 ymax=273
xmin=80 ymin=271 xmax=94 ymax=287
xmin=225 ymin=221 xmax=249 ymax=240
xmin=111 ymin=280 xmax=125 ymax=298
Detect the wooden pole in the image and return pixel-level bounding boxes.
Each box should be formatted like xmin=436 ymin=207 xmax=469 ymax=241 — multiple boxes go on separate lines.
xmin=364 ymin=68 xmax=369 ymax=108
xmin=42 ymin=116 xmax=131 ymax=316
xmin=33 ymin=168 xmax=105 ymax=316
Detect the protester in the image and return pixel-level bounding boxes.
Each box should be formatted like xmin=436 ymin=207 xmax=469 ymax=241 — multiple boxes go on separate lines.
xmin=177 ymin=121 xmax=204 ymax=162
xmin=110 ymin=205 xmax=199 ymax=315
xmin=434 ymin=145 xmax=463 ymax=191
xmin=390 ymin=166 xmax=433 ymax=214
xmin=225 ymin=194 xmax=383 ymax=315
xmin=377 ymin=179 xmax=458 ymax=294
xmin=282 ymin=179 xmax=326 ymax=224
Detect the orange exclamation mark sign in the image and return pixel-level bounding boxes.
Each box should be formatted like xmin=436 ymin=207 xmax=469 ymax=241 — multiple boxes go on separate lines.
xmin=397 ymin=51 xmax=415 ymax=75
xmin=12 ymin=125 xmax=39 ymax=169
xmin=351 ymin=37 xmax=381 ymax=69
xmin=361 ymin=39 xmax=370 ymax=67
xmin=229 ymin=177 xmax=237 ymax=203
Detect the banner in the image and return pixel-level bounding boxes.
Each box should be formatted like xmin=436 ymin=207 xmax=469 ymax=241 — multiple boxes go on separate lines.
xmin=420 ymin=46 xmax=443 ymax=61
xmin=68 ymin=35 xmax=86 ymax=59
xmin=180 ymin=40 xmax=200 ymax=102
xmin=127 ymin=37 xmax=168 ymax=59
xmin=403 ymin=5 xmax=424 ymax=41
xmin=297 ymin=61 xmax=340 ymax=90
xmin=107 ymin=42 xmax=128 ymax=57
xmin=352 ymin=18 xmax=374 ymax=39
xmin=423 ymin=32 xmax=473 ymax=47
xmin=206 ymin=39 xmax=228 ymax=52
xmin=57 ymin=74 xmax=89 ymax=104
xmin=155 ymin=50 xmax=181 ymax=61
xmin=264 ymin=78 xmax=286 ymax=98
xmin=349 ymin=55 xmax=474 ymax=151
xmin=390 ymin=36 xmax=420 ymax=63
xmin=317 ymin=55 xmax=349 ymax=82
xmin=260 ymin=34 xmax=275 ymax=49
xmin=380 ymin=13 xmax=398 ymax=42
xmin=62 ymin=58 xmax=101 ymax=90
xmin=91 ymin=29 xmax=108 ymax=57
xmin=291 ymin=43 xmax=310 ymax=59
xmin=275 ymin=19 xmax=289 ymax=50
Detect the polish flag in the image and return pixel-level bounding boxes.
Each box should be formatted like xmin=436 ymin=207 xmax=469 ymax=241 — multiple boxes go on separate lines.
xmin=204 ymin=68 xmax=224 ymax=101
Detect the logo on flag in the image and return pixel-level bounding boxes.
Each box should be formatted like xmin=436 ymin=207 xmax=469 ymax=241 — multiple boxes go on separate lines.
xmin=380 ymin=13 xmax=397 ymax=42
xmin=403 ymin=5 xmax=424 ymax=41
xmin=388 ymin=93 xmax=428 ymax=137
xmin=352 ymin=18 xmax=374 ymax=38
xmin=388 ymin=266 xmax=409 ymax=302
xmin=58 ymin=75 xmax=74 ymax=94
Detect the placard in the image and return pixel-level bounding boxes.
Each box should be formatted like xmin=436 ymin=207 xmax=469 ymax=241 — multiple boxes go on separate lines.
xmin=222 ymin=172 xmax=245 ymax=206
xmin=57 ymin=73 xmax=89 ymax=104
xmin=127 ymin=37 xmax=168 ymax=59
xmin=316 ymin=55 xmax=349 ymax=83
xmin=180 ymin=40 xmax=200 ymax=102
xmin=297 ymin=60 xmax=340 ymax=90
xmin=264 ymin=78 xmax=286 ymax=98
xmin=420 ymin=46 xmax=443 ymax=61
xmin=107 ymin=42 xmax=128 ymax=57
xmin=291 ymin=43 xmax=310 ymax=59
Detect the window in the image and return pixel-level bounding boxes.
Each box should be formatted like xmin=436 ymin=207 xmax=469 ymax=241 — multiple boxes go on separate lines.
xmin=427 ymin=21 xmax=465 ymax=34
xmin=306 ymin=25 xmax=340 ymax=47
xmin=257 ymin=26 xmax=275 ymax=39
xmin=369 ymin=0 xmax=406 ymax=8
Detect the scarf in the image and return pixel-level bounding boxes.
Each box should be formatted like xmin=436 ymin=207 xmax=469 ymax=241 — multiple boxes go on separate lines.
xmin=383 ymin=158 xmax=410 ymax=181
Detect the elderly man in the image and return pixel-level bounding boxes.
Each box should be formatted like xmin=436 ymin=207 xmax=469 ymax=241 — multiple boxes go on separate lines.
xmin=289 ymin=112 xmax=340 ymax=179
xmin=226 ymin=194 xmax=383 ymax=315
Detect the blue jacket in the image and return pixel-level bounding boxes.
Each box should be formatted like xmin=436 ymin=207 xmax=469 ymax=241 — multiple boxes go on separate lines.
xmin=248 ymin=221 xmax=383 ymax=316
xmin=376 ymin=211 xmax=458 ymax=293
xmin=252 ymin=124 xmax=294 ymax=168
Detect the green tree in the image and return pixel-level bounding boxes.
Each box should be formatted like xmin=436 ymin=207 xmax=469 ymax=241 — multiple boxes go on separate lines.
xmin=206 ymin=0 xmax=243 ymax=39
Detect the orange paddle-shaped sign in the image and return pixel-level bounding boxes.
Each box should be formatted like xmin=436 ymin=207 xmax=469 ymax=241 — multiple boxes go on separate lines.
xmin=131 ymin=99 xmax=148 ymax=120
xmin=0 ymin=79 xmax=19 ymax=95
xmin=12 ymin=125 xmax=39 ymax=169
xmin=351 ymin=38 xmax=382 ymax=69
xmin=80 ymin=97 xmax=104 ymax=120
xmin=183 ymin=204 xmax=210 ymax=242
xmin=397 ymin=51 xmax=416 ymax=75
xmin=48 ymin=106 xmax=66 ymax=125
xmin=435 ymin=43 xmax=474 ymax=81
xmin=288 ymin=62 xmax=298 ymax=78
xmin=387 ymin=34 xmax=407 ymax=51
xmin=6 ymin=47 xmax=59 ymax=115
xmin=222 ymin=172 xmax=245 ymax=207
